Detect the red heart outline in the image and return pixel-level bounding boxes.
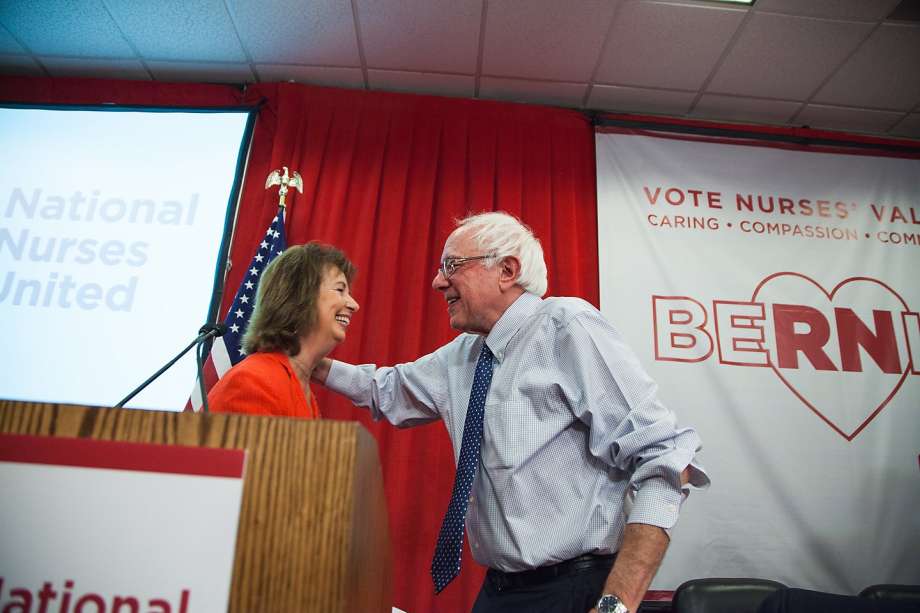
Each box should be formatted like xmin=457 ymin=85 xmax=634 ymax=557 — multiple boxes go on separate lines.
xmin=750 ymin=272 xmax=912 ymax=441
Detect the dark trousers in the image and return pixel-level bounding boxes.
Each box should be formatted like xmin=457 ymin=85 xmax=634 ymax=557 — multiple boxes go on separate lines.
xmin=471 ymin=554 xmax=615 ymax=613
xmin=758 ymin=588 xmax=920 ymax=613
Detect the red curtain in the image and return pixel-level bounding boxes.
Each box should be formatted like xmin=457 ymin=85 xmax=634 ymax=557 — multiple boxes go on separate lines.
xmin=0 ymin=76 xmax=241 ymax=107
xmin=2 ymin=76 xmax=598 ymax=612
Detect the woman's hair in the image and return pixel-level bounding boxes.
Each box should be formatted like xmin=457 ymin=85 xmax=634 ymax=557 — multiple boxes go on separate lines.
xmin=456 ymin=211 xmax=548 ymax=297
xmin=242 ymin=242 xmax=355 ymax=356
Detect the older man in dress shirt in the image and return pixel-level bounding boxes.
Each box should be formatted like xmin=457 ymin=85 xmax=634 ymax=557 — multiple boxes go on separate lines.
xmin=313 ymin=211 xmax=709 ymax=613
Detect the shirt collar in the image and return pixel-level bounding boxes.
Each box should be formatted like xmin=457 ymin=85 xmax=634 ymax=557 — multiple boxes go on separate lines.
xmin=485 ymin=292 xmax=542 ymax=363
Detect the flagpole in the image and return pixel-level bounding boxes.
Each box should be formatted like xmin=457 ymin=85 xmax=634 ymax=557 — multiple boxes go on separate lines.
xmin=186 ymin=166 xmax=303 ymax=412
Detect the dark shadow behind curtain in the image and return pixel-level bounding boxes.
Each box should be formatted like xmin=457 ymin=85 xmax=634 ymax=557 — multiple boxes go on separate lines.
xmin=1 ymin=76 xmax=599 ymax=612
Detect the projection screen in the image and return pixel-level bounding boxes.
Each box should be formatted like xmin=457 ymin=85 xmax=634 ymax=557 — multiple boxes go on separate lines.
xmin=0 ymin=106 xmax=254 ymax=410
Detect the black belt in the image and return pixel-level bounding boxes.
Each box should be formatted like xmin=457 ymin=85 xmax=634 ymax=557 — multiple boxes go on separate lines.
xmin=486 ymin=553 xmax=617 ymax=592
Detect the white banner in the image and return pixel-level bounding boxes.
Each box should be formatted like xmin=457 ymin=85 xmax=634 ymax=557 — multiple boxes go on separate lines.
xmin=596 ymin=131 xmax=920 ymax=594
xmin=0 ymin=435 xmax=245 ymax=611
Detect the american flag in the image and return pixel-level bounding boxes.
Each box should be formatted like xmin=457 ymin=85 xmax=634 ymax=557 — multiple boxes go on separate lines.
xmin=186 ymin=208 xmax=287 ymax=411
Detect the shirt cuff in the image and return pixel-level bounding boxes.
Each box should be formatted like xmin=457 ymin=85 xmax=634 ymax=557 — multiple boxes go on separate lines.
xmin=325 ymin=360 xmax=364 ymax=400
xmin=626 ymin=476 xmax=684 ymax=531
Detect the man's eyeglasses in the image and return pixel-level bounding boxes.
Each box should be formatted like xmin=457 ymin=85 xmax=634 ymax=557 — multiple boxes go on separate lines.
xmin=439 ymin=255 xmax=493 ymax=279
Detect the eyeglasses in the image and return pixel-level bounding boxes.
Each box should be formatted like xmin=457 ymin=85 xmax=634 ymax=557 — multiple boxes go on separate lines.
xmin=438 ymin=255 xmax=493 ymax=279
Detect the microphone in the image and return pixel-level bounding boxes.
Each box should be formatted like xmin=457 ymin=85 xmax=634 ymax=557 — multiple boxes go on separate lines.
xmin=113 ymin=323 xmax=227 ymax=410
xmin=198 ymin=323 xmax=228 ymax=339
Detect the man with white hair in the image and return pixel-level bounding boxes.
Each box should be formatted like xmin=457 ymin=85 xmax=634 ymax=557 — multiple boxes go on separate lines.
xmin=314 ymin=211 xmax=708 ymax=613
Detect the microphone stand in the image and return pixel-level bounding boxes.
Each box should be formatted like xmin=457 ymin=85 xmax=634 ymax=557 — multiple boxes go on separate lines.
xmin=196 ymin=333 xmax=211 ymax=414
xmin=114 ymin=324 xmax=226 ymax=410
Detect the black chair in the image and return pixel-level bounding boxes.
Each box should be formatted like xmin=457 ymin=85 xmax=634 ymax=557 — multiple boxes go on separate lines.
xmin=758 ymin=587 xmax=920 ymax=613
xmin=859 ymin=585 xmax=920 ymax=605
xmin=672 ymin=578 xmax=787 ymax=613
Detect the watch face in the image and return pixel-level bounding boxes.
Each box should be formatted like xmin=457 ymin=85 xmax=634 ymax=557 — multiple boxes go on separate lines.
xmin=597 ymin=595 xmax=628 ymax=613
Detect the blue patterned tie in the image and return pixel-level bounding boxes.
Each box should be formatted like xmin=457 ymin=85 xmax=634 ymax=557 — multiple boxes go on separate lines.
xmin=431 ymin=342 xmax=494 ymax=593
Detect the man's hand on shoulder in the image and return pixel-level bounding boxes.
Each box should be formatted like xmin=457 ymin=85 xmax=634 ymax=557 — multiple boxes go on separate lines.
xmin=311 ymin=358 xmax=333 ymax=384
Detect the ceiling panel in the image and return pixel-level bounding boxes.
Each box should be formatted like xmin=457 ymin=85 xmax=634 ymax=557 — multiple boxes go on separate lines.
xmin=368 ymin=69 xmax=474 ymax=98
xmin=595 ymin=1 xmax=746 ymax=91
xmin=752 ymin=0 xmax=902 ymax=21
xmin=256 ymin=64 xmax=365 ymax=89
xmin=40 ymin=57 xmax=149 ymax=80
xmin=889 ymin=113 xmax=920 ymax=138
xmin=357 ymin=0 xmax=481 ymax=74
xmin=0 ymin=0 xmax=136 ymax=58
xmin=0 ymin=0 xmax=916 ymax=139
xmin=226 ymin=0 xmax=360 ymax=66
xmin=813 ymin=24 xmax=920 ymax=111
xmin=0 ymin=53 xmax=44 ymax=76
xmin=147 ymin=61 xmax=255 ymax=84
xmin=0 ymin=23 xmax=25 ymax=54
xmin=795 ymin=104 xmax=904 ymax=134
xmin=587 ymin=84 xmax=696 ymax=116
xmin=479 ymin=77 xmax=587 ymax=108
xmin=707 ymin=12 xmax=873 ymax=100
xmin=105 ymin=0 xmax=247 ymax=63
xmin=691 ymin=94 xmax=801 ymax=124
xmin=482 ymin=0 xmax=619 ymax=82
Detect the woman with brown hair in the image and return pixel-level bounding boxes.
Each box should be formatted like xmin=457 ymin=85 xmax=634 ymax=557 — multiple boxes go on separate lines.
xmin=207 ymin=242 xmax=358 ymax=418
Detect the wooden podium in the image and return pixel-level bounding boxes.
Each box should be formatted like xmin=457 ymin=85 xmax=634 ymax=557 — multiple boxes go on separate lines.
xmin=0 ymin=400 xmax=392 ymax=612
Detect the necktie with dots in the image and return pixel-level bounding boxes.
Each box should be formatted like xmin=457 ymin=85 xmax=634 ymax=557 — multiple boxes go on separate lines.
xmin=431 ymin=342 xmax=494 ymax=593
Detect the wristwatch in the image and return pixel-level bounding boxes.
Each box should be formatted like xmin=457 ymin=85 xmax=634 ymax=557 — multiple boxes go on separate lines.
xmin=596 ymin=594 xmax=629 ymax=613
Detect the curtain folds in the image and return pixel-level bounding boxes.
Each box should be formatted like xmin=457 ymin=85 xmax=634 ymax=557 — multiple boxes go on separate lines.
xmin=2 ymin=76 xmax=599 ymax=612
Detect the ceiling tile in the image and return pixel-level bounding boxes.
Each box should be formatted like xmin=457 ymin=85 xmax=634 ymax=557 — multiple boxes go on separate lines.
xmin=595 ymin=1 xmax=746 ymax=91
xmin=357 ymin=0 xmax=480 ymax=74
xmin=587 ymin=84 xmax=695 ymax=115
xmin=753 ymin=0 xmax=902 ymax=21
xmin=813 ymin=24 xmax=920 ymax=111
xmin=888 ymin=113 xmax=920 ymax=138
xmin=256 ymin=64 xmax=365 ymax=89
xmin=479 ymin=77 xmax=587 ymax=108
xmin=105 ymin=0 xmax=246 ymax=62
xmin=41 ymin=56 xmax=149 ymax=80
xmin=0 ymin=0 xmax=135 ymax=57
xmin=0 ymin=23 xmax=25 ymax=54
xmin=368 ymin=69 xmax=474 ymax=98
xmin=795 ymin=104 xmax=904 ymax=134
xmin=708 ymin=13 xmax=873 ymax=99
xmin=0 ymin=53 xmax=44 ymax=76
xmin=482 ymin=0 xmax=619 ymax=82
xmin=226 ymin=0 xmax=360 ymax=66
xmin=147 ymin=61 xmax=254 ymax=84
xmin=690 ymin=94 xmax=800 ymax=124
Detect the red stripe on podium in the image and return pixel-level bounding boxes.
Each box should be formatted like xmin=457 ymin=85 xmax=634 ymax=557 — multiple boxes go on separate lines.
xmin=0 ymin=433 xmax=245 ymax=478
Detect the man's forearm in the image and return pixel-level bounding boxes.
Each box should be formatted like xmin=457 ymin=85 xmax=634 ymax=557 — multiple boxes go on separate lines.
xmin=597 ymin=469 xmax=689 ymax=610
xmin=598 ymin=522 xmax=670 ymax=611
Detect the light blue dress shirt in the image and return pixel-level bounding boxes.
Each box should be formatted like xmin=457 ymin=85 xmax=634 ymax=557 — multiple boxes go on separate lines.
xmin=326 ymin=291 xmax=709 ymax=572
